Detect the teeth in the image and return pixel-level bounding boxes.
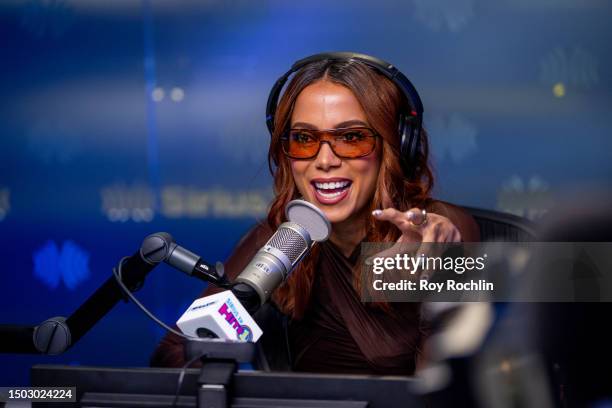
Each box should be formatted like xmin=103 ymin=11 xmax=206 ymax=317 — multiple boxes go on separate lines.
xmin=314 ymin=181 xmax=350 ymax=190
xmin=318 ymin=190 xmax=344 ymax=198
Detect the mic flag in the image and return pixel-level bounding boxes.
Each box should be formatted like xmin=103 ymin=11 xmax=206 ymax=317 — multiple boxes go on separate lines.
xmin=176 ymin=291 xmax=263 ymax=342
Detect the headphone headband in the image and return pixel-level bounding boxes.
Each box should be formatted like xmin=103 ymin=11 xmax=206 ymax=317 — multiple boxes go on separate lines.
xmin=266 ymin=52 xmax=423 ymax=134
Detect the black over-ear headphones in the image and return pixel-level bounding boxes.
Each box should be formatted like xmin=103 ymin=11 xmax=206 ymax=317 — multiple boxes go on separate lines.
xmin=266 ymin=52 xmax=424 ymax=179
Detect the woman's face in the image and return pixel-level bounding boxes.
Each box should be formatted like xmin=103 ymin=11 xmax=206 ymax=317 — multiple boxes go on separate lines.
xmin=289 ymin=80 xmax=381 ymax=226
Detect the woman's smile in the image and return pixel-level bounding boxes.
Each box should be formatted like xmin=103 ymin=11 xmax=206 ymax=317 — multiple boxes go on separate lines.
xmin=310 ymin=177 xmax=353 ymax=204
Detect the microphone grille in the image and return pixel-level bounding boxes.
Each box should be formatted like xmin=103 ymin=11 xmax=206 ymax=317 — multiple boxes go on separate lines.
xmin=267 ymin=222 xmax=310 ymax=265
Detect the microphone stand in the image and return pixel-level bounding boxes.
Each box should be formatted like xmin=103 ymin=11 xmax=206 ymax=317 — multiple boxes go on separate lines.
xmin=2 ymin=231 xmax=254 ymax=407
xmin=0 ymin=232 xmax=224 ymax=355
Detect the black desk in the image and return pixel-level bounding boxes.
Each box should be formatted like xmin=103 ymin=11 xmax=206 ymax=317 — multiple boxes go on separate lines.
xmin=31 ymin=364 xmax=424 ymax=408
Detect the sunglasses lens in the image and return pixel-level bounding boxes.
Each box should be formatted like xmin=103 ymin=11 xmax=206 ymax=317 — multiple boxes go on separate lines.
xmin=333 ymin=129 xmax=376 ymax=158
xmin=284 ymin=130 xmax=319 ymax=158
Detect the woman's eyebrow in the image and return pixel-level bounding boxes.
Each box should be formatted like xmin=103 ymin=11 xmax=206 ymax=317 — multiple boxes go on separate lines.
xmin=334 ymin=120 xmax=369 ymax=128
xmin=291 ymin=122 xmax=318 ymax=129
xmin=291 ymin=120 xmax=369 ymax=130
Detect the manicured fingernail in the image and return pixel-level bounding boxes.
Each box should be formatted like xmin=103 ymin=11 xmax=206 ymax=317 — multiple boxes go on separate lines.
xmin=372 ymin=209 xmax=382 ymax=216
xmin=406 ymin=210 xmax=414 ymax=219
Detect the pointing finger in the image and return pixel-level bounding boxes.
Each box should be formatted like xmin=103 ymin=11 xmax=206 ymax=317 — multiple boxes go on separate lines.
xmin=372 ymin=208 xmax=412 ymax=230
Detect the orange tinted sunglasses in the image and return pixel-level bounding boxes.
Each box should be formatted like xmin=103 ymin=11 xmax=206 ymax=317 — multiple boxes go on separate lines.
xmin=281 ymin=127 xmax=378 ymax=159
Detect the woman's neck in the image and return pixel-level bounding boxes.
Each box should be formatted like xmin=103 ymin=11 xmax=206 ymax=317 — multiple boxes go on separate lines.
xmin=329 ymin=215 xmax=367 ymax=258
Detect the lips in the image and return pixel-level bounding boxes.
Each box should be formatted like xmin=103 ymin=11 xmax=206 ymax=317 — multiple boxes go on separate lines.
xmin=310 ymin=178 xmax=352 ymax=205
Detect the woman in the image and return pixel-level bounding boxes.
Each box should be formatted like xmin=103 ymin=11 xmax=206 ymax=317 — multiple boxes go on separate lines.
xmin=151 ymin=53 xmax=480 ymax=375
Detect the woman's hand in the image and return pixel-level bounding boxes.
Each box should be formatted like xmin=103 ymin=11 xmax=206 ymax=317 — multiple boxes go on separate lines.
xmin=370 ymin=207 xmax=462 ymax=281
xmin=372 ymin=207 xmax=462 ymax=244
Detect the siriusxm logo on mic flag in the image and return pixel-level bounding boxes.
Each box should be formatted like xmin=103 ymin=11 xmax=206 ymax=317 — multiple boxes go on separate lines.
xmin=176 ymin=291 xmax=263 ymax=342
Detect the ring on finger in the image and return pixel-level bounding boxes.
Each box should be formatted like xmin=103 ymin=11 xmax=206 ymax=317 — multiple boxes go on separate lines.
xmin=408 ymin=209 xmax=428 ymax=227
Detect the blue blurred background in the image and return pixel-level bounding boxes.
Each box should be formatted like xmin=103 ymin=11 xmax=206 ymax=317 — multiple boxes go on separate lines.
xmin=0 ymin=0 xmax=610 ymax=385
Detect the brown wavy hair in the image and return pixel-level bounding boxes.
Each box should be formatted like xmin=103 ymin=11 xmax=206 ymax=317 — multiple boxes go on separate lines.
xmin=267 ymin=58 xmax=434 ymax=319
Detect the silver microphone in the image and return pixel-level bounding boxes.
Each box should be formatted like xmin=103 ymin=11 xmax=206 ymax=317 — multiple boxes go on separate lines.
xmin=233 ymin=200 xmax=331 ymax=308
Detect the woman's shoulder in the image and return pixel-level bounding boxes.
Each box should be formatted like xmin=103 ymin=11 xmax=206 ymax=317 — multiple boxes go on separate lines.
xmin=426 ymin=199 xmax=481 ymax=242
xmin=234 ymin=221 xmax=275 ymax=250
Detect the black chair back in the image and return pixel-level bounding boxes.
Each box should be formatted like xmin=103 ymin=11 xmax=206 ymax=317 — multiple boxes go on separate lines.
xmin=463 ymin=206 xmax=537 ymax=242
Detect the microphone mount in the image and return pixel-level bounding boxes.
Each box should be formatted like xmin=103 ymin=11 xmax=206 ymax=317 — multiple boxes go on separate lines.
xmin=0 ymin=232 xmax=226 ymax=355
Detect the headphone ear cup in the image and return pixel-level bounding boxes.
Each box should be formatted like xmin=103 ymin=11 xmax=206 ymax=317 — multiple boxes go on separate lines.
xmin=398 ymin=114 xmax=418 ymax=179
xmin=408 ymin=125 xmax=421 ymax=180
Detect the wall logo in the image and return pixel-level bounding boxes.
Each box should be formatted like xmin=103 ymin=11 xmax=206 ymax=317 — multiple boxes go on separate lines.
xmin=100 ymin=184 xmax=155 ymax=223
xmin=429 ymin=114 xmax=478 ymax=163
xmin=33 ymin=240 xmax=90 ymax=290
xmin=497 ymin=175 xmax=552 ymax=220
xmin=412 ymin=0 xmax=475 ymax=33
xmin=539 ymin=46 xmax=600 ymax=93
xmin=161 ymin=186 xmax=271 ymax=219
xmin=100 ymin=183 xmax=271 ymax=221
